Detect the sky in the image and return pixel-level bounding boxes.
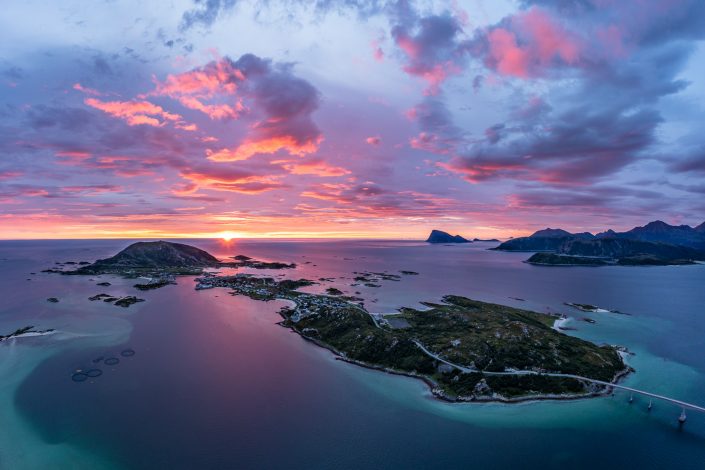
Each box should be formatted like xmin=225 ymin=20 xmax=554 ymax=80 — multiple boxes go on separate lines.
xmin=1 ymin=0 xmax=704 ymax=239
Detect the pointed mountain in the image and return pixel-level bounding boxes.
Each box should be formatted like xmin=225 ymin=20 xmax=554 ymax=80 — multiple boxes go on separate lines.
xmin=596 ymin=229 xmax=617 ymax=238
xmin=618 ymin=220 xmax=705 ymax=249
xmin=426 ymin=230 xmax=470 ymax=244
xmin=695 ymin=221 xmax=705 ymax=233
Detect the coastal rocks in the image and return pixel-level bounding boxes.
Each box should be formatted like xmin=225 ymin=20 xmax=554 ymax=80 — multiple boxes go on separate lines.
xmin=565 ymin=302 xmax=603 ymax=312
xmin=89 ymin=293 xmax=117 ymax=301
xmin=46 ymin=297 xmax=59 ymax=303
xmin=133 ymin=274 xmax=176 ymax=290
xmin=88 ymin=293 xmax=145 ymax=308
xmin=564 ymin=302 xmax=624 ymax=314
xmin=114 ymin=296 xmax=145 ymax=308
xmin=229 ymin=255 xmax=296 ymax=270
xmin=0 ymin=326 xmax=55 ymax=342
xmin=526 ymin=253 xmax=612 ymax=266
xmin=96 ymin=282 xmax=111 ymax=286
xmin=352 ymin=271 xmax=401 ymax=287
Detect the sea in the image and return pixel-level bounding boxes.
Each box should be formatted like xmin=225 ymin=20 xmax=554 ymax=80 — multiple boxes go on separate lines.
xmin=1 ymin=239 xmax=704 ymax=469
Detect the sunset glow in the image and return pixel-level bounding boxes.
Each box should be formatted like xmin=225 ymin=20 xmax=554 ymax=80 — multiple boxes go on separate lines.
xmin=1 ymin=1 xmax=704 ymax=239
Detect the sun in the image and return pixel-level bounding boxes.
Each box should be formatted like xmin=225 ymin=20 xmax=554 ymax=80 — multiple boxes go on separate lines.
xmin=218 ymin=231 xmax=239 ymax=242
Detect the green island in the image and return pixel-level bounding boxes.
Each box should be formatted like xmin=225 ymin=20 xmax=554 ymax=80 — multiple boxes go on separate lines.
xmin=196 ymin=273 xmax=630 ymax=402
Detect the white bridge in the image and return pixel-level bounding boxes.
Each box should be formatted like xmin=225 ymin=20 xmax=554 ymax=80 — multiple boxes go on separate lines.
xmin=413 ymin=340 xmax=703 ymax=423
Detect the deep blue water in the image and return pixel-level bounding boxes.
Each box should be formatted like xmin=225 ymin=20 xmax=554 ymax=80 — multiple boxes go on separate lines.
xmin=1 ymin=239 xmax=705 ymax=469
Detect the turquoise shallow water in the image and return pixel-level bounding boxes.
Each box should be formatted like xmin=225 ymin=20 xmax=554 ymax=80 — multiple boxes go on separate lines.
xmin=2 ymin=239 xmax=705 ymax=469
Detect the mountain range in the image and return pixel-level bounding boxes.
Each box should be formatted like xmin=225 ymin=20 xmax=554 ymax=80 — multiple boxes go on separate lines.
xmin=494 ymin=220 xmax=705 ymax=266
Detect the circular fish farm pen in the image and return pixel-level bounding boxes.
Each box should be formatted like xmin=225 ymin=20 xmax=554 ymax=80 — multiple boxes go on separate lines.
xmin=71 ymin=373 xmax=88 ymax=382
xmin=84 ymin=369 xmax=103 ymax=378
xmin=104 ymin=357 xmax=120 ymax=366
xmin=120 ymin=349 xmax=135 ymax=357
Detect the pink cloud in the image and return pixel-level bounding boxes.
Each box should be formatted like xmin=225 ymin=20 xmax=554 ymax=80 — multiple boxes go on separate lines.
xmin=365 ymin=136 xmax=382 ymax=145
xmin=150 ymin=58 xmax=245 ymax=120
xmin=180 ymin=167 xmax=285 ymax=194
xmin=0 ymin=170 xmax=22 ymax=180
xmin=275 ymin=159 xmax=350 ymax=177
xmin=72 ymin=83 xmax=103 ymax=96
xmin=483 ymin=7 xmax=582 ymax=78
xmin=371 ymin=38 xmax=385 ymax=62
xmin=84 ymin=98 xmax=181 ymax=127
xmin=487 ymin=28 xmax=530 ymax=78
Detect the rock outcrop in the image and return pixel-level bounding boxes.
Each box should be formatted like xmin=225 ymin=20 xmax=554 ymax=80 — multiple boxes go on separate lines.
xmin=426 ymin=230 xmax=470 ymax=244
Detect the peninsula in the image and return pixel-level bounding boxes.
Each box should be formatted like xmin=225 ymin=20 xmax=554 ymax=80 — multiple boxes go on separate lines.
xmin=195 ymin=272 xmax=628 ymax=401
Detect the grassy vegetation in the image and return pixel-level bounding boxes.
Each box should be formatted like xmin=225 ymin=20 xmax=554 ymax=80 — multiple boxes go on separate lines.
xmin=206 ymin=273 xmax=626 ymax=401
xmin=397 ymin=296 xmax=623 ymax=382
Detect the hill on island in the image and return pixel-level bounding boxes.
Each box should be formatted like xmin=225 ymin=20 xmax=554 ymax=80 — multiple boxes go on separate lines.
xmin=73 ymin=241 xmax=220 ymax=274
xmin=494 ymin=220 xmax=705 ymax=266
xmin=598 ymin=220 xmax=705 ymax=250
xmin=426 ymin=230 xmax=470 ymax=244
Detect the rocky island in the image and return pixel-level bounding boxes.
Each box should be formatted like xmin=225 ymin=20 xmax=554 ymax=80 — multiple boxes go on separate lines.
xmin=426 ymin=230 xmax=470 ymax=244
xmin=69 ymin=241 xmax=221 ymax=276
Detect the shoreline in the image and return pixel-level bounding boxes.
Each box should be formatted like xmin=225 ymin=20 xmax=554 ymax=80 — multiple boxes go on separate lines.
xmin=274 ymin=298 xmax=633 ymax=406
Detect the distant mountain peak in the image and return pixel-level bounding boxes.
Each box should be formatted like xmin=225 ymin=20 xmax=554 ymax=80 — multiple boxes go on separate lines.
xmin=426 ymin=230 xmax=470 ymax=244
xmin=632 ymin=220 xmax=692 ymax=232
xmin=529 ymin=228 xmax=572 ymax=238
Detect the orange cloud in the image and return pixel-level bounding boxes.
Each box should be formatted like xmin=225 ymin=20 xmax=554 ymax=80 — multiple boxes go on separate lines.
xmin=85 ymin=98 xmax=181 ymax=127
xmin=180 ymin=168 xmax=284 ymax=194
xmin=150 ymin=59 xmax=245 ymax=120
xmin=207 ymin=135 xmax=321 ymax=162
xmin=276 ymin=159 xmax=350 ymax=177
xmin=72 ymin=83 xmax=102 ymax=96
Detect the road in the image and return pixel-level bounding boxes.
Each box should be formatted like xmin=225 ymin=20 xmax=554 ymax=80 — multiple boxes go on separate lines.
xmin=412 ymin=340 xmax=705 ymax=413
